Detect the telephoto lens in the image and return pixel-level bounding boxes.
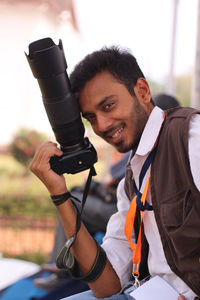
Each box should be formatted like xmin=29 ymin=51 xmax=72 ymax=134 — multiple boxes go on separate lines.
xmin=25 ymin=37 xmax=97 ymax=174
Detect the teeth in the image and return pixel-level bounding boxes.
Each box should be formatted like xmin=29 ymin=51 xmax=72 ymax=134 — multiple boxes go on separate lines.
xmin=112 ymin=127 xmax=123 ymax=138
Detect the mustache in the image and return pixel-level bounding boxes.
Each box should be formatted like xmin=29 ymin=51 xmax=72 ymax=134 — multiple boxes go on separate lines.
xmin=102 ymin=125 xmax=123 ymax=138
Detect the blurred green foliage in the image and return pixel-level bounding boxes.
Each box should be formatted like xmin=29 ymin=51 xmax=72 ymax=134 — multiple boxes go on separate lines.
xmin=4 ymin=252 xmax=47 ymax=265
xmin=0 ymin=154 xmax=54 ymax=217
xmin=0 ymin=135 xmax=104 ymax=264
xmin=147 ymin=72 xmax=192 ymax=107
xmin=175 ymin=72 xmax=192 ymax=107
xmin=9 ymin=127 xmax=48 ymax=172
xmin=148 ymin=78 xmax=165 ymax=97
xmin=0 ymin=153 xmax=101 ymax=218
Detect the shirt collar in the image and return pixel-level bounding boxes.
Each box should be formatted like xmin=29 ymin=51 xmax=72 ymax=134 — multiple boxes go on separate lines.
xmin=135 ymin=106 xmax=165 ymax=156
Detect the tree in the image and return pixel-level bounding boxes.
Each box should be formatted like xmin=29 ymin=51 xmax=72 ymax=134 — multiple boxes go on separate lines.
xmin=10 ymin=128 xmax=48 ymax=173
xmin=147 ymin=78 xmax=165 ymax=98
xmin=175 ymin=72 xmax=192 ymax=107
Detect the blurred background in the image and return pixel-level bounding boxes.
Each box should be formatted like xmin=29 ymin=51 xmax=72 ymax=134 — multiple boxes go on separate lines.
xmin=0 ymin=0 xmax=200 ymax=294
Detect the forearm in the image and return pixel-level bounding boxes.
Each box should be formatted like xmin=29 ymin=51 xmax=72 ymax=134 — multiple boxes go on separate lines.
xmin=30 ymin=141 xmax=121 ymax=297
xmin=57 ymin=200 xmax=121 ymax=298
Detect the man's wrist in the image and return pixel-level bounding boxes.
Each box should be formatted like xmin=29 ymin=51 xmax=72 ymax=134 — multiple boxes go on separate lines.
xmin=50 ymin=189 xmax=68 ymax=196
xmin=48 ymin=185 xmax=68 ymax=196
xmin=51 ymin=192 xmax=71 ymax=206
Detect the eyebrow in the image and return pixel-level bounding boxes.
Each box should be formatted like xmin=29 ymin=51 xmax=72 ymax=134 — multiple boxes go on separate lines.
xmin=82 ymin=95 xmax=116 ymax=118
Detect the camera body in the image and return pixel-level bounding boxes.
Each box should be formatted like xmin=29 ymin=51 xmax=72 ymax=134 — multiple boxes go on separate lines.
xmin=50 ymin=137 xmax=97 ymax=175
xmin=25 ymin=37 xmax=97 ymax=175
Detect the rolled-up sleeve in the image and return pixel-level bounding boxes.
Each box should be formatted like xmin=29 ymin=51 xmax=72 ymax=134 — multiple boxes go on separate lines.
xmin=101 ymin=178 xmax=133 ymax=288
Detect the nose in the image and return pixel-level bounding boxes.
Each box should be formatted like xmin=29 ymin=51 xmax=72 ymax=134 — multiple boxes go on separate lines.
xmin=95 ymin=114 xmax=113 ymax=134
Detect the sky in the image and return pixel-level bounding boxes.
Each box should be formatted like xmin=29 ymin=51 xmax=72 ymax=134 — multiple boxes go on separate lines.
xmin=73 ymin=0 xmax=198 ymax=82
xmin=0 ymin=0 xmax=199 ymax=145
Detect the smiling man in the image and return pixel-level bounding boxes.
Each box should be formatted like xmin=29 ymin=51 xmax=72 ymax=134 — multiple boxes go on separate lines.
xmin=30 ymin=46 xmax=200 ymax=300
xmin=79 ymin=72 xmax=149 ymax=153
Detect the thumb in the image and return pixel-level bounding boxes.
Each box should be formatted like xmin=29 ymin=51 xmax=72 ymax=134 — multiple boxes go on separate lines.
xmin=178 ymin=296 xmax=186 ymax=300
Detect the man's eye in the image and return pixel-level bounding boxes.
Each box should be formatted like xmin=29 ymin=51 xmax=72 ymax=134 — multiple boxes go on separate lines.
xmin=104 ymin=102 xmax=114 ymax=111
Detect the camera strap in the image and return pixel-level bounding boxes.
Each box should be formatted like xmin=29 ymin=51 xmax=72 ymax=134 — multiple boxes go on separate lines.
xmin=80 ymin=165 xmax=97 ymax=215
xmin=72 ymin=165 xmax=97 ymax=236
xmin=56 ymin=165 xmax=97 ymax=269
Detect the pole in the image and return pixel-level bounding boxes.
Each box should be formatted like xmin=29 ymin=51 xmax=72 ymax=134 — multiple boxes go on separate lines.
xmin=167 ymin=0 xmax=179 ymax=95
xmin=191 ymin=0 xmax=200 ymax=108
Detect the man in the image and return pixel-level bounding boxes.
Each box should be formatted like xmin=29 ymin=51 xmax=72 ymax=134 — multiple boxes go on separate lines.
xmin=30 ymin=46 xmax=200 ymax=300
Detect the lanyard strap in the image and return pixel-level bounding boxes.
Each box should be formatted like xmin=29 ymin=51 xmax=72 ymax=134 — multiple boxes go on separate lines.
xmin=133 ymin=145 xmax=157 ymax=211
xmin=124 ymin=114 xmax=165 ymax=284
xmin=124 ymin=173 xmax=150 ymax=279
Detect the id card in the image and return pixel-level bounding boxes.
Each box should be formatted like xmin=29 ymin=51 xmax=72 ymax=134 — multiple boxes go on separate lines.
xmin=129 ymin=276 xmax=179 ymax=300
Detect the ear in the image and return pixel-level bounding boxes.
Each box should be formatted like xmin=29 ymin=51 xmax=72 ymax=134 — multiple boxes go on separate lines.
xmin=133 ymin=78 xmax=151 ymax=104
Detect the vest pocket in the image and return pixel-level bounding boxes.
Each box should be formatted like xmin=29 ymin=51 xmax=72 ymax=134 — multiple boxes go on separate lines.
xmin=160 ymin=189 xmax=200 ymax=257
xmin=161 ymin=189 xmax=193 ymax=228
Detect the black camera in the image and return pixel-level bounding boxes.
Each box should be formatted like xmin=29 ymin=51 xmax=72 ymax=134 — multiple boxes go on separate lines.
xmin=25 ymin=37 xmax=97 ymax=175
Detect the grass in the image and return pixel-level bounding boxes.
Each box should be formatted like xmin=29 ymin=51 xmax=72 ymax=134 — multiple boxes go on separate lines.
xmin=0 ymin=153 xmax=105 ymax=218
xmin=0 ymin=154 xmax=25 ymax=176
xmin=4 ymin=252 xmax=48 ymax=265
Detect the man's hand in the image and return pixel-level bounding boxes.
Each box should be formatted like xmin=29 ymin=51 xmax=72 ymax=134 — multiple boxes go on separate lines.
xmin=30 ymin=141 xmax=67 ymax=195
xmin=30 ymin=142 xmax=122 ymax=298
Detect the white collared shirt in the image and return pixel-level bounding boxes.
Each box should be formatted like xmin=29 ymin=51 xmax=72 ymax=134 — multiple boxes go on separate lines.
xmin=102 ymin=106 xmax=200 ymax=299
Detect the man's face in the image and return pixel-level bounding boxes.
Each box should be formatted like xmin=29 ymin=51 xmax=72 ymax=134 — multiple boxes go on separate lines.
xmin=79 ymin=71 xmax=151 ymax=153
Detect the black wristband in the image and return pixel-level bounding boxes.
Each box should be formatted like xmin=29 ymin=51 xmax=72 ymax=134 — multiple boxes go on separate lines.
xmin=72 ymin=242 xmax=107 ymax=282
xmin=50 ymin=192 xmax=71 ymax=206
xmin=56 ymin=240 xmax=107 ymax=283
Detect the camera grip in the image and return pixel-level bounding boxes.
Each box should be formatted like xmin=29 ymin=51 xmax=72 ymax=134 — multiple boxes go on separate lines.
xmin=50 ymin=141 xmax=97 ymax=175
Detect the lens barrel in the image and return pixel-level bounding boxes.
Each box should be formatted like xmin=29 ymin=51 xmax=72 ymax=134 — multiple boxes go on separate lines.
xmin=25 ymin=38 xmax=97 ymax=174
xmin=25 ymin=37 xmax=85 ymax=148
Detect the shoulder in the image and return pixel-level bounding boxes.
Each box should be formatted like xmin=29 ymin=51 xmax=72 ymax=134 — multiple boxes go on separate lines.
xmin=165 ymin=106 xmax=200 ymax=120
xmin=189 ymin=113 xmax=200 ymax=131
xmin=117 ymin=178 xmax=130 ymax=208
xmin=161 ymin=107 xmax=200 ymax=141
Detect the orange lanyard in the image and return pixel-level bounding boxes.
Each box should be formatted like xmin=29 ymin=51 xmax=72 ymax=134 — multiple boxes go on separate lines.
xmin=124 ymin=114 xmax=165 ymax=286
xmin=124 ymin=176 xmax=150 ymax=282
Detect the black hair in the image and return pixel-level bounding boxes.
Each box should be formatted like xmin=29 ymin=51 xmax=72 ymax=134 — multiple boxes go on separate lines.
xmin=153 ymin=94 xmax=180 ymax=110
xmin=69 ymin=46 xmax=145 ymax=97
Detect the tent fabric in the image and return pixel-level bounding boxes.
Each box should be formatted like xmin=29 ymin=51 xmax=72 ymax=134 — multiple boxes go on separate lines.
xmin=0 ymin=270 xmax=89 ymax=300
xmin=0 ymin=258 xmax=40 ymax=290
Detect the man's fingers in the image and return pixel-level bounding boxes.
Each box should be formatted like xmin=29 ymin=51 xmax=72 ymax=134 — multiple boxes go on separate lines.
xmin=30 ymin=141 xmax=62 ymax=174
xmin=37 ymin=143 xmax=62 ymax=169
xmin=178 ymin=295 xmax=186 ymax=300
xmin=29 ymin=141 xmax=67 ymax=195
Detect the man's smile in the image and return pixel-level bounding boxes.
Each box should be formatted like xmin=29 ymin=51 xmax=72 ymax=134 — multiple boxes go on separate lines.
xmin=103 ymin=125 xmax=125 ymax=144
